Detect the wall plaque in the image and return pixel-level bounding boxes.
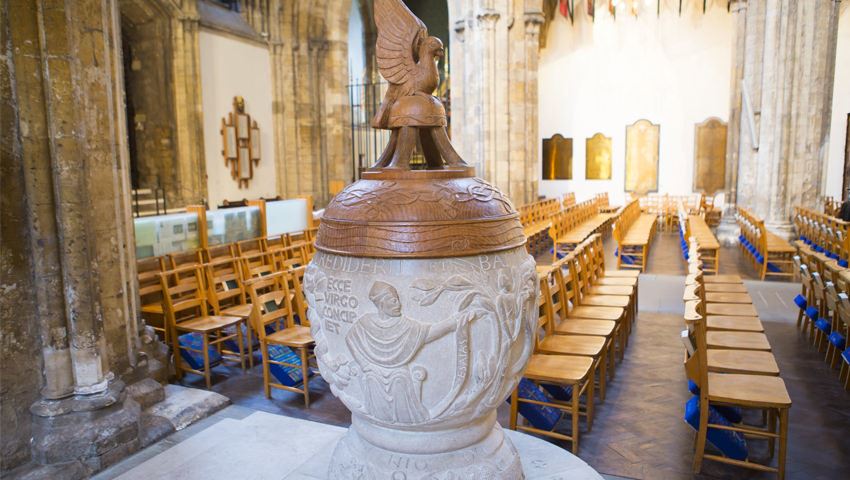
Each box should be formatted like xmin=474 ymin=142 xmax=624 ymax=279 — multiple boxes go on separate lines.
xmin=542 ymin=134 xmax=573 ymax=180
xmin=693 ymin=117 xmax=727 ymax=195
xmin=586 ymin=133 xmax=612 ymax=180
xmin=625 ymin=119 xmax=659 ymax=193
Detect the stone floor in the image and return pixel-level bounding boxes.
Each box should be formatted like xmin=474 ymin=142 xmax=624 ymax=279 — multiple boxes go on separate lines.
xmin=99 ymin=232 xmax=849 ymax=479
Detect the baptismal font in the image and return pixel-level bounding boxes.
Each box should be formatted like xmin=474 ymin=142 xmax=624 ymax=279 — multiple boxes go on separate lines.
xmin=303 ymin=0 xmax=538 ymax=477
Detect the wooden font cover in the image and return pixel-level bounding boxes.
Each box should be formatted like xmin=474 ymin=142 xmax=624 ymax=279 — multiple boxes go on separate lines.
xmin=315 ymin=0 xmax=524 ymax=258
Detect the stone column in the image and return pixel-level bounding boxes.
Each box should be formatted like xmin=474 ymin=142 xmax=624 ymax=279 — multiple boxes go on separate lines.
xmin=449 ymin=0 xmax=544 ymax=206
xmin=735 ymin=0 xmax=841 ymax=238
xmin=716 ymin=0 xmax=747 ymax=245
xmin=3 ymin=0 xmax=161 ymax=474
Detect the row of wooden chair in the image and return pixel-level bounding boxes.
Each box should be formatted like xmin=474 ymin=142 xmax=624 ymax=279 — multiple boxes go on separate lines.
xmin=793 ymin=241 xmax=850 ymax=389
xmin=676 ymin=203 xmax=720 ymax=274
xmin=793 ymin=206 xmax=849 ymax=264
xmin=683 ymin=238 xmax=792 ymax=479
xmin=510 ymin=233 xmax=640 ymax=453
xmin=563 ymin=192 xmax=576 ymax=208
xmin=520 ymin=197 xmax=563 ymax=252
xmin=736 ymin=206 xmax=795 ymax=280
xmin=640 ymin=193 xmax=703 ymax=232
xmin=549 ymin=198 xmax=617 ymax=261
xmin=823 ymin=196 xmax=841 ymax=218
xmin=612 ymin=199 xmax=657 ymax=271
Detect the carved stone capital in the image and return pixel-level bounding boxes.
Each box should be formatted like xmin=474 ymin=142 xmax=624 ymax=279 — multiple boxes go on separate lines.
xmin=476 ymin=8 xmax=501 ymax=27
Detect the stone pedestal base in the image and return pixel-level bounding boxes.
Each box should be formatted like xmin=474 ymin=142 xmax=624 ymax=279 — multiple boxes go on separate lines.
xmin=715 ymin=207 xmax=741 ymax=247
xmin=329 ymin=419 xmax=522 ymax=479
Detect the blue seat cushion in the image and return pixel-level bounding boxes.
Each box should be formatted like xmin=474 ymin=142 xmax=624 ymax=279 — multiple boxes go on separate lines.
xmin=541 ymin=383 xmax=573 ymax=402
xmin=799 ymin=235 xmax=808 ymax=243
xmin=510 ymin=378 xmax=561 ymax=432
xmin=842 ymin=348 xmax=850 ymax=364
xmin=266 ymin=344 xmax=312 ymax=387
xmin=178 ymin=332 xmax=222 ymax=371
xmin=840 ymin=259 xmax=849 ymax=268
xmin=805 ymin=306 xmax=819 ymax=320
xmin=686 ymin=381 xmax=743 ymax=423
xmin=828 ymin=331 xmax=846 ymax=350
xmin=767 ymin=262 xmax=781 ymax=273
xmin=814 ymin=318 xmax=832 ymax=334
xmin=684 ymin=396 xmax=748 ymax=461
xmin=793 ymin=294 xmax=807 ymax=309
xmin=814 ymin=245 xmax=824 ymax=253
xmin=222 ymin=323 xmax=257 ymax=352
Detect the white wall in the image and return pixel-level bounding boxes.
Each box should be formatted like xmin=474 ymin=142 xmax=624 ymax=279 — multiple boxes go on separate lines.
xmin=538 ymin=3 xmax=732 ymax=205
xmin=199 ymin=30 xmax=276 ymax=209
xmin=825 ymin=7 xmax=850 ymax=200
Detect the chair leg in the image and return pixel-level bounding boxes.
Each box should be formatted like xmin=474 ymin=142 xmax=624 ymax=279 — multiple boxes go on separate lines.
xmin=598 ymin=353 xmax=607 ymax=403
xmin=767 ymin=408 xmax=777 ymax=458
xmin=778 ymin=408 xmax=789 ymax=480
xmin=693 ymin=399 xmax=709 ymax=473
xmin=237 ymin=324 xmax=246 ymax=371
xmin=586 ymin=377 xmax=595 ymax=432
xmin=300 ymin=347 xmax=311 ymax=408
xmin=509 ymin=388 xmax=519 ymax=430
xmin=202 ymin=334 xmax=212 ymax=389
xmin=262 ymin=341 xmax=271 ymax=399
xmin=172 ymin=327 xmax=183 ymax=381
xmin=571 ymin=383 xmax=580 ymax=454
xmin=246 ymin=323 xmax=254 ymax=369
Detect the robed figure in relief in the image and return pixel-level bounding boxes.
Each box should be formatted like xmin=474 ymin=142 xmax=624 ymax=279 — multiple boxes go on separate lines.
xmin=345 ymin=281 xmax=473 ymax=424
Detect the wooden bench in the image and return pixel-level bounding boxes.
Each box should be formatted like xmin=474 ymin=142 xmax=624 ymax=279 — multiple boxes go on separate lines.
xmin=549 ymin=198 xmax=616 ymax=261
xmin=737 ymin=206 xmax=795 ymax=280
xmin=613 ymin=200 xmax=656 ymax=271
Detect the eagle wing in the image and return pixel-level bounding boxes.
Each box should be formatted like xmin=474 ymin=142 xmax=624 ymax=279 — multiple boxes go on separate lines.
xmin=374 ymin=0 xmax=427 ymax=96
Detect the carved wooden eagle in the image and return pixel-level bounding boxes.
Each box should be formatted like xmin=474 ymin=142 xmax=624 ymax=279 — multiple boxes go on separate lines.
xmin=372 ymin=0 xmax=444 ymax=129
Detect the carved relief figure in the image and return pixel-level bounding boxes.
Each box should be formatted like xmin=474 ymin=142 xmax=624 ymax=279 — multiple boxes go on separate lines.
xmin=346 ymin=281 xmax=475 ymax=424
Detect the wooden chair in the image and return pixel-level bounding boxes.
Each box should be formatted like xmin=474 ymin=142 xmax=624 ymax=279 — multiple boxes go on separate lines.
xmin=205 ymin=258 xmax=255 ymax=367
xmin=203 ymin=243 xmax=238 ymax=264
xmin=138 ymin=256 xmax=168 ymax=342
xmin=167 ymin=249 xmax=204 ymax=284
xmin=552 ymin=259 xmax=627 ymax=364
xmin=239 ymin=250 xmax=278 ymax=280
xmin=539 ymin=273 xmax=609 ymax=403
xmin=160 ymin=265 xmax=245 ymax=388
xmin=686 ymin=300 xmax=792 ymax=478
xmin=510 ymin=338 xmax=594 ymax=453
xmin=245 ymin=272 xmax=317 ymax=406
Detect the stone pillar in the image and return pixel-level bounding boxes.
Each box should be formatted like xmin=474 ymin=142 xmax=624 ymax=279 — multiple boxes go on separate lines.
xmin=267 ymin=0 xmax=352 ymax=208
xmin=2 ymin=0 xmax=164 ymax=475
xmin=449 ymin=0 xmax=544 ymax=206
xmin=735 ymin=0 xmax=841 ymax=238
xmin=716 ymin=0 xmax=747 ymax=245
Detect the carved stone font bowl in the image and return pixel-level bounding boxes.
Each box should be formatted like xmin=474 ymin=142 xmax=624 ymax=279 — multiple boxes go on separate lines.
xmin=305 ymin=168 xmax=538 ymax=478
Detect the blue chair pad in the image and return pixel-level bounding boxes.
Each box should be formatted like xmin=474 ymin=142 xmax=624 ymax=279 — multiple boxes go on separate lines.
xmin=684 ymin=396 xmax=748 ymax=461
xmin=686 ymin=381 xmax=743 ymax=423
xmin=267 ymin=344 xmax=312 ymax=387
xmin=793 ymin=294 xmax=807 ymax=309
xmin=842 ymin=348 xmax=850 ymax=364
xmin=814 ymin=318 xmax=832 ymax=334
xmin=510 ymin=378 xmax=561 ymax=432
xmin=805 ymin=306 xmax=819 ymax=320
xmin=828 ymin=331 xmax=846 ymax=350
xmin=178 ymin=333 xmax=223 ymax=371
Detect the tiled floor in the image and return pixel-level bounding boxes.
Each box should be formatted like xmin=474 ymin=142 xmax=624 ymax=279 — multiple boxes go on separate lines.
xmin=144 ymin=232 xmax=849 ymax=479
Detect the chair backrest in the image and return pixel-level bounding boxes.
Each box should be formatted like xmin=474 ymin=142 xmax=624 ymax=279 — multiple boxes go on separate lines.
xmin=278 ymin=244 xmax=308 ymax=271
xmin=553 ymin=255 xmax=580 ymax=313
xmin=159 ymin=265 xmax=208 ymax=326
xmin=239 ymin=250 xmax=278 ymax=280
xmin=287 ymin=265 xmax=309 ymax=326
xmin=237 ymin=238 xmax=267 ymax=258
xmin=536 ymin=273 xmax=553 ymax=348
xmin=138 ymin=256 xmax=165 ymax=303
xmin=204 ymin=243 xmax=237 ymax=264
xmin=205 ymin=258 xmax=247 ymax=314
xmin=245 ymin=271 xmax=293 ymax=338
xmin=168 ymin=250 xmax=203 ymax=284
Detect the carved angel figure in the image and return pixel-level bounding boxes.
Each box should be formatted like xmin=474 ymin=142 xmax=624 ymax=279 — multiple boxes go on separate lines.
xmin=372 ymin=0 xmax=444 ymax=129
